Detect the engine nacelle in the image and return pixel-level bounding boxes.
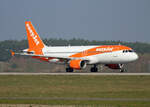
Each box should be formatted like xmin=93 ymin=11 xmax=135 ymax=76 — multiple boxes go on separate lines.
xmin=105 ymin=64 xmax=122 ymax=69
xmin=69 ymin=59 xmax=87 ymax=70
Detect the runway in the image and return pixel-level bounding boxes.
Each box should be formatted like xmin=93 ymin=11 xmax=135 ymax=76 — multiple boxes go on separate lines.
xmin=0 ymin=97 xmax=150 ymax=101
xmin=0 ymin=73 xmax=150 ymax=75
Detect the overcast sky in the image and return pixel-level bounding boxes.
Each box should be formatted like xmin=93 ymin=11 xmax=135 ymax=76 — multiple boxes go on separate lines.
xmin=0 ymin=0 xmax=150 ymax=42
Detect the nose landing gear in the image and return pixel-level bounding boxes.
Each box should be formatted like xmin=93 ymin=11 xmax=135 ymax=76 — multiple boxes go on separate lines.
xmin=120 ymin=68 xmax=127 ymax=72
xmin=119 ymin=64 xmax=127 ymax=72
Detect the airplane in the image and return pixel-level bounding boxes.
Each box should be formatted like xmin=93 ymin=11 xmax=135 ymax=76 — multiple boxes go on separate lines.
xmin=11 ymin=21 xmax=139 ymax=72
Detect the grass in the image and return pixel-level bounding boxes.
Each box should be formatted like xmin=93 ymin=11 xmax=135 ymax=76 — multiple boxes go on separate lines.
xmin=0 ymin=75 xmax=150 ymax=106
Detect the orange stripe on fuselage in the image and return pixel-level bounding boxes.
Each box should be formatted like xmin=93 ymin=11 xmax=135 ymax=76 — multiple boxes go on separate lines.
xmin=70 ymin=45 xmax=131 ymax=58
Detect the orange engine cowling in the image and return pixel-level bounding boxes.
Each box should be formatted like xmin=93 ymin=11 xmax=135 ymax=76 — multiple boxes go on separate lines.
xmin=69 ymin=59 xmax=87 ymax=70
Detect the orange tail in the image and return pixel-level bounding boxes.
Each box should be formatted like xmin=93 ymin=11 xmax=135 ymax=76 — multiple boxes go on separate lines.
xmin=25 ymin=21 xmax=45 ymax=55
xmin=10 ymin=50 xmax=15 ymax=56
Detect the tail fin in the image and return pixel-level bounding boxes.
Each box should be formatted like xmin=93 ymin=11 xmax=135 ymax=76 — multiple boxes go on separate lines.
xmin=10 ymin=50 xmax=15 ymax=56
xmin=25 ymin=21 xmax=45 ymax=55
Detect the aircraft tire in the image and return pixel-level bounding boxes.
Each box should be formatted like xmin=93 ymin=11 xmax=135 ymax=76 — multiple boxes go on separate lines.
xmin=66 ymin=68 xmax=74 ymax=72
xmin=120 ymin=69 xmax=127 ymax=73
xmin=90 ymin=67 xmax=98 ymax=72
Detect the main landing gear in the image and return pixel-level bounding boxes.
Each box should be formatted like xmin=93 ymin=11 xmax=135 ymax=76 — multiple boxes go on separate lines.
xmin=90 ymin=64 xmax=98 ymax=72
xmin=66 ymin=67 xmax=74 ymax=72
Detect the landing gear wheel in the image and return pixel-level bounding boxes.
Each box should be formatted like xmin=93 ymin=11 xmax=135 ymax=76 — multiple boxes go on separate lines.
xmin=120 ymin=69 xmax=127 ymax=73
xmin=66 ymin=68 xmax=74 ymax=72
xmin=90 ymin=65 xmax=98 ymax=72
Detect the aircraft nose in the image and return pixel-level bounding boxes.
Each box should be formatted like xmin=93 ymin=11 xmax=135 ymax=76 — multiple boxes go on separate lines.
xmin=132 ymin=53 xmax=139 ymax=61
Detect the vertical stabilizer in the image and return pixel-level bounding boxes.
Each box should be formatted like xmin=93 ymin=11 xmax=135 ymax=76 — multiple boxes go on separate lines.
xmin=25 ymin=21 xmax=45 ymax=55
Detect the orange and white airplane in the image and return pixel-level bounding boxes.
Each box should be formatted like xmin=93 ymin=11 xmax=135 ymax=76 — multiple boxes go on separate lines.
xmin=11 ymin=21 xmax=139 ymax=72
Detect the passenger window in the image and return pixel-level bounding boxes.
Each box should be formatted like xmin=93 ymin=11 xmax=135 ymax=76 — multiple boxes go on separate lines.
xmin=123 ymin=50 xmax=127 ymax=53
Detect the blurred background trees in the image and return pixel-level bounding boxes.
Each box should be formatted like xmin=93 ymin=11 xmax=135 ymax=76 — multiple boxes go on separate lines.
xmin=0 ymin=38 xmax=150 ymax=73
xmin=0 ymin=38 xmax=150 ymax=61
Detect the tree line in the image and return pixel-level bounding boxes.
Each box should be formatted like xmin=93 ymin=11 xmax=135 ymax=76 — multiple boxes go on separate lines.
xmin=0 ymin=38 xmax=150 ymax=61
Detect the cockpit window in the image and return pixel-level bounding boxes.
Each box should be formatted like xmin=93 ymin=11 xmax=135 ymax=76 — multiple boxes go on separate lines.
xmin=123 ymin=50 xmax=134 ymax=53
xmin=129 ymin=50 xmax=134 ymax=52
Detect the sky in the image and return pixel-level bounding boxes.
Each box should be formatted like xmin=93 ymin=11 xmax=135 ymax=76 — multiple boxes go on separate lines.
xmin=0 ymin=0 xmax=150 ymax=43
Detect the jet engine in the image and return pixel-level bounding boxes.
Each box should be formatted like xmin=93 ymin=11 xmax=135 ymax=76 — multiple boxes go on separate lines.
xmin=105 ymin=64 xmax=123 ymax=69
xmin=69 ymin=59 xmax=87 ymax=70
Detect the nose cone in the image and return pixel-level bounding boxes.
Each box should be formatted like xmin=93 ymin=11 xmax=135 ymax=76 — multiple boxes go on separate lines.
xmin=132 ymin=53 xmax=139 ymax=61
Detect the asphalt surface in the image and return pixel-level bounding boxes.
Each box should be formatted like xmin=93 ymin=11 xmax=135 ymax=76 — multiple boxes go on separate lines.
xmin=0 ymin=97 xmax=150 ymax=101
xmin=0 ymin=73 xmax=150 ymax=75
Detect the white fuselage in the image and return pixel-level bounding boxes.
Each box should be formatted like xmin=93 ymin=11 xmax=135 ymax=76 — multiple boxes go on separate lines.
xmin=42 ymin=45 xmax=138 ymax=64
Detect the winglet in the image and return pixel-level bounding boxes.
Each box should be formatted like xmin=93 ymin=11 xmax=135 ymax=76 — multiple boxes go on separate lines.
xmin=10 ymin=50 xmax=15 ymax=56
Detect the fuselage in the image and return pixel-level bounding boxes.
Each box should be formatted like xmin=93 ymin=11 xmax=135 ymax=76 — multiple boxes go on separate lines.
xmin=42 ymin=45 xmax=138 ymax=64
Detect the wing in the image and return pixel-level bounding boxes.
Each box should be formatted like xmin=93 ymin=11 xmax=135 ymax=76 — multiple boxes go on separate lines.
xmin=10 ymin=50 xmax=88 ymax=61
